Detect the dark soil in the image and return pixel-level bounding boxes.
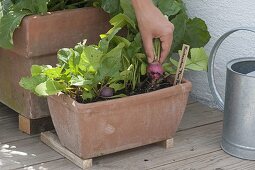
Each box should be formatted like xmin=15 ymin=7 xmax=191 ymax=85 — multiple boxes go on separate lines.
xmin=72 ymin=75 xmax=175 ymax=104
xmin=130 ymin=75 xmax=174 ymax=95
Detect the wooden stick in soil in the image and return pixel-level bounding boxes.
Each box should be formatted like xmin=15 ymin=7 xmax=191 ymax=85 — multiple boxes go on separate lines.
xmin=173 ymin=44 xmax=190 ymax=85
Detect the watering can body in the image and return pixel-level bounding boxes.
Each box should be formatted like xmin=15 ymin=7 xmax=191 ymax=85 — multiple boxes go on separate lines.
xmin=208 ymin=28 xmax=255 ymax=160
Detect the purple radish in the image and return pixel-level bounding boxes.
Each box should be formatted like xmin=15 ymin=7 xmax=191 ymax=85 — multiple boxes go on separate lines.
xmin=147 ymin=62 xmax=164 ymax=80
xmin=100 ymin=87 xmax=114 ymax=97
xmin=147 ymin=38 xmax=164 ymax=80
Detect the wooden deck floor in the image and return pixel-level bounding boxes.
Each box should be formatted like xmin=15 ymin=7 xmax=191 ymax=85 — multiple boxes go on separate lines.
xmin=0 ymin=100 xmax=254 ymax=170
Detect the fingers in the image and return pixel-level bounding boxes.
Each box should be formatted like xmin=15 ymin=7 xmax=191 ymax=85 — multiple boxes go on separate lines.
xmin=142 ymin=35 xmax=155 ymax=63
xmin=159 ymin=33 xmax=173 ymax=64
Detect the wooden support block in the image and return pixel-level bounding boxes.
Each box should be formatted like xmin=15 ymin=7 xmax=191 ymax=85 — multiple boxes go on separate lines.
xmin=41 ymin=131 xmax=93 ymax=169
xmin=19 ymin=115 xmax=54 ymax=135
xmin=160 ymin=138 xmax=174 ymax=149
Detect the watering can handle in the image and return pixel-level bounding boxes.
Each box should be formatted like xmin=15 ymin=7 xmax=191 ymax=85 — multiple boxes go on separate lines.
xmin=208 ymin=27 xmax=255 ymax=111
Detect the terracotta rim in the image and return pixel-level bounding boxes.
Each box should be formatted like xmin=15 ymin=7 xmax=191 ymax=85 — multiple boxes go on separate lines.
xmin=48 ymin=79 xmax=192 ymax=108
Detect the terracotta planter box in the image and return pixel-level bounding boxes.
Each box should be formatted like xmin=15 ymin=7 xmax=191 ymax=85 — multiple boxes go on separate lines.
xmin=0 ymin=8 xmax=110 ymax=133
xmin=47 ymin=80 xmax=192 ymax=159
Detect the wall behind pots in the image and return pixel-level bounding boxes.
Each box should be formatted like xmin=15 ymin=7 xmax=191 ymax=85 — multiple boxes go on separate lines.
xmin=182 ymin=0 xmax=255 ymax=108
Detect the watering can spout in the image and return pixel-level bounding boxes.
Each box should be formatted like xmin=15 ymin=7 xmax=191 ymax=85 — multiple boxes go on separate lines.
xmin=208 ymin=27 xmax=255 ymax=111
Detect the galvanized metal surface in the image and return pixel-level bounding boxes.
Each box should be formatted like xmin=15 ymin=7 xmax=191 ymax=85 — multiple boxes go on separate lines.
xmin=208 ymin=28 xmax=255 ymax=160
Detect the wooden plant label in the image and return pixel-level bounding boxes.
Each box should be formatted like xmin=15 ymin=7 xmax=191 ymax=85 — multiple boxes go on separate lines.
xmin=174 ymin=44 xmax=190 ymax=85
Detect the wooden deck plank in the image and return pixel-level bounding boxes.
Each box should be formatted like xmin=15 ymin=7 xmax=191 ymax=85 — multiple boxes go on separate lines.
xmin=17 ymin=158 xmax=81 ymax=170
xmin=151 ymin=149 xmax=255 ymax=170
xmin=0 ymin=117 xmax=36 ymax=144
xmin=0 ymin=102 xmax=17 ymax=119
xmin=0 ymin=101 xmax=221 ymax=145
xmin=22 ymin=122 xmax=223 ymax=170
xmin=187 ymin=97 xmax=197 ymax=105
xmin=89 ymin=122 xmax=223 ymax=170
xmin=179 ymin=102 xmax=223 ymax=131
xmin=0 ymin=137 xmax=63 ymax=170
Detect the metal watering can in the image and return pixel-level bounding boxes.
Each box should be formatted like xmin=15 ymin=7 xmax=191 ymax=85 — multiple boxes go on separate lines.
xmin=208 ymin=27 xmax=255 ymax=160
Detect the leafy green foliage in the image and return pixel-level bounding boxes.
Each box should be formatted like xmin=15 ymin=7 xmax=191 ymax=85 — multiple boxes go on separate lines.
xmin=119 ymin=0 xmax=136 ymax=22
xmin=184 ymin=18 xmax=211 ymax=48
xmin=100 ymin=0 xmax=211 ymax=75
xmin=20 ymin=0 xmax=211 ymax=103
xmin=186 ymin=48 xmax=209 ymax=71
xmin=19 ymin=75 xmax=47 ymax=95
xmin=170 ymin=47 xmax=208 ymax=72
xmin=13 ymin=0 xmax=48 ymax=14
xmin=0 ymin=10 xmax=30 ymax=48
xmin=100 ymin=0 xmax=120 ymax=16
xmin=20 ymin=25 xmax=147 ymax=102
xmin=157 ymin=0 xmax=182 ymax=17
xmin=171 ymin=13 xmax=188 ymax=52
xmin=34 ymin=80 xmax=66 ymax=96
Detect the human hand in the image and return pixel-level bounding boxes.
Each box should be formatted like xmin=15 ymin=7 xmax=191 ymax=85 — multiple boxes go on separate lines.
xmin=132 ymin=0 xmax=174 ymax=64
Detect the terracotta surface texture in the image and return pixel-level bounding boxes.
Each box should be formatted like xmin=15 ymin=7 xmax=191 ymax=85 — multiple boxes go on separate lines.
xmin=11 ymin=7 xmax=110 ymax=58
xmin=47 ymin=80 xmax=192 ymax=159
xmin=0 ymin=8 xmax=110 ymax=120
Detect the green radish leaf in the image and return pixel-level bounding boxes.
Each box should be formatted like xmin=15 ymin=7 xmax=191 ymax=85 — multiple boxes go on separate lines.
xmin=184 ymin=18 xmax=211 ymax=48
xmin=68 ymin=49 xmax=80 ymax=73
xmin=170 ymin=47 xmax=208 ymax=71
xmin=163 ymin=62 xmax=177 ymax=74
xmin=14 ymin=0 xmax=48 ymax=14
xmin=0 ymin=10 xmax=31 ymax=49
xmin=185 ymin=47 xmax=208 ymax=71
xmin=70 ymin=76 xmax=93 ymax=86
xmin=31 ymin=65 xmax=45 ymax=76
xmin=57 ymin=48 xmax=74 ymax=67
xmin=112 ymin=35 xmax=131 ymax=47
xmin=99 ymin=43 xmax=125 ymax=79
xmin=79 ymin=45 xmax=103 ymax=72
xmin=170 ymin=58 xmax=179 ymax=67
xmin=152 ymin=0 xmax=160 ymax=6
xmin=99 ymin=27 xmax=121 ymax=53
xmin=35 ymin=80 xmax=65 ymax=96
xmin=44 ymin=67 xmax=63 ymax=79
xmin=19 ymin=75 xmax=47 ymax=93
xmin=127 ymin=33 xmax=142 ymax=57
xmin=158 ymin=0 xmax=182 ymax=17
xmin=109 ymin=68 xmax=132 ymax=84
xmin=141 ymin=62 xmax=147 ymax=75
xmin=171 ymin=13 xmax=188 ymax=53
xmin=101 ymin=0 xmax=120 ymax=15
xmin=108 ymin=13 xmax=136 ymax=33
xmin=109 ymin=83 xmax=125 ymax=92
xmin=120 ymin=0 xmax=136 ymax=22
xmin=0 ymin=0 xmax=13 ymax=16
xmin=82 ymin=91 xmax=94 ymax=100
